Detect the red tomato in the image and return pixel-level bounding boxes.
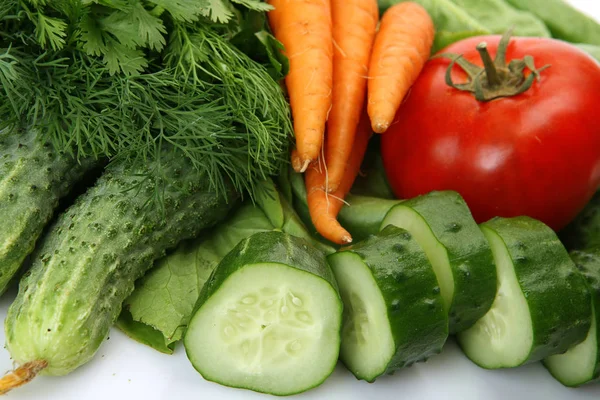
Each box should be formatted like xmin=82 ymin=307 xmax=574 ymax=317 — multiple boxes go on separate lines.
xmin=381 ymin=35 xmax=600 ymax=231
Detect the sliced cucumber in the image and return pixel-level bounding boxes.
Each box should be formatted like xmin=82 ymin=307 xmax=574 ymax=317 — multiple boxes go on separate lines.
xmin=184 ymin=231 xmax=342 ymax=396
xmin=544 ymin=249 xmax=600 ymax=387
xmin=328 ymin=225 xmax=448 ymax=382
xmin=380 ymin=191 xmax=496 ymax=332
xmin=458 ymin=217 xmax=591 ymax=369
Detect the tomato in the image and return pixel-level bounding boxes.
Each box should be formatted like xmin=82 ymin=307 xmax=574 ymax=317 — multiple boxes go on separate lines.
xmin=381 ymin=34 xmax=600 ymax=231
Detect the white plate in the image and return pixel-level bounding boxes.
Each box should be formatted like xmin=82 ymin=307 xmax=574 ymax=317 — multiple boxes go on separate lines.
xmin=2 ymin=1 xmax=600 ymax=399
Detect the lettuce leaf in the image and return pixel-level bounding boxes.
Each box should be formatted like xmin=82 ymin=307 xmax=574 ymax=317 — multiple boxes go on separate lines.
xmin=449 ymin=0 xmax=551 ymax=38
xmin=505 ymin=0 xmax=600 ymax=45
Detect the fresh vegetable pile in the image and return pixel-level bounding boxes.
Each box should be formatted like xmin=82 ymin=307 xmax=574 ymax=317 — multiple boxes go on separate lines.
xmin=0 ymin=0 xmax=599 ymax=397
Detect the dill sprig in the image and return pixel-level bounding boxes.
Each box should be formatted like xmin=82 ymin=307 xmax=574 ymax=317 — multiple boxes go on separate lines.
xmin=0 ymin=0 xmax=291 ymax=200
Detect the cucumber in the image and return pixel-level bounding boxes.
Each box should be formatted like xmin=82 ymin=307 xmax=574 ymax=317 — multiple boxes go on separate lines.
xmin=184 ymin=231 xmax=342 ymax=396
xmin=380 ymin=191 xmax=496 ymax=333
xmin=337 ymin=195 xmax=400 ymax=242
xmin=458 ymin=217 xmax=591 ymax=369
xmin=0 ymin=127 xmax=93 ymax=294
xmin=544 ymin=248 xmax=600 ymax=387
xmin=5 ymin=150 xmax=236 ymax=377
xmin=328 ymin=225 xmax=448 ymax=382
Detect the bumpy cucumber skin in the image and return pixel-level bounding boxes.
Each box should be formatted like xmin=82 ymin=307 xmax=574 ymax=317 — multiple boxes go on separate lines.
xmin=0 ymin=128 xmax=93 ymax=294
xmin=483 ymin=217 xmax=591 ymax=363
xmin=5 ymin=153 xmax=235 ymax=376
xmin=545 ymin=249 xmax=600 ymax=386
xmin=383 ymin=191 xmax=496 ymax=333
xmin=337 ymin=225 xmax=448 ymax=379
xmin=186 ymin=231 xmax=341 ymax=395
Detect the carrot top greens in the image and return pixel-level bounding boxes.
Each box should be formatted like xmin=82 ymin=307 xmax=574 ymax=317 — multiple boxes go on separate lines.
xmin=0 ymin=0 xmax=291 ymax=200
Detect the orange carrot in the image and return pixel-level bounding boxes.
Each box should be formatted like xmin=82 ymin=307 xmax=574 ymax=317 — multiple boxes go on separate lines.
xmin=268 ymin=0 xmax=333 ymax=172
xmin=325 ymin=0 xmax=378 ymax=193
xmin=306 ymin=109 xmax=372 ymax=245
xmin=367 ymin=2 xmax=435 ymax=134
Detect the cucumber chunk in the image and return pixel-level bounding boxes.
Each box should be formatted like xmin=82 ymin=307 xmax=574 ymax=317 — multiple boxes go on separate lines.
xmin=544 ymin=249 xmax=600 ymax=387
xmin=380 ymin=191 xmax=496 ymax=332
xmin=328 ymin=225 xmax=448 ymax=382
xmin=458 ymin=217 xmax=591 ymax=369
xmin=184 ymin=231 xmax=342 ymax=396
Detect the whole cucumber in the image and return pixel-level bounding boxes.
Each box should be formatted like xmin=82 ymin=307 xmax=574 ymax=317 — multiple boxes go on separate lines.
xmin=0 ymin=127 xmax=94 ymax=294
xmin=4 ymin=150 xmax=236 ymax=378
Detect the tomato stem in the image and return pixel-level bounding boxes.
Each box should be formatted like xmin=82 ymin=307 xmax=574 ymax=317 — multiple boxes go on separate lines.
xmin=436 ymin=30 xmax=551 ymax=102
xmin=476 ymin=42 xmax=501 ymax=87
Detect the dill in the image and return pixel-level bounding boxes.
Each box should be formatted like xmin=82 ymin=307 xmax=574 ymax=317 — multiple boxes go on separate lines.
xmin=0 ymin=0 xmax=291 ymax=200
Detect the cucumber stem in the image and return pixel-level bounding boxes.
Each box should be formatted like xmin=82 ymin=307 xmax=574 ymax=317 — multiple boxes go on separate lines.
xmin=0 ymin=360 xmax=47 ymax=395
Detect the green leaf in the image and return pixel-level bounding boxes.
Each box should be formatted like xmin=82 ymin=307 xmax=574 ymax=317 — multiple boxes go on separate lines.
xmin=379 ymin=0 xmax=490 ymax=34
xmin=576 ymin=43 xmax=600 ymax=62
xmin=200 ymin=0 xmax=235 ymax=23
xmin=34 ymin=12 xmax=68 ymax=50
xmin=255 ymin=31 xmax=289 ymax=77
xmin=147 ymin=0 xmax=207 ymax=22
xmin=116 ymin=310 xmax=176 ymax=354
xmin=79 ymin=14 xmax=107 ymax=56
xmin=103 ymin=39 xmax=148 ymax=75
xmin=504 ymin=0 xmax=600 ymax=45
xmin=130 ymin=2 xmax=167 ymax=51
xmin=449 ymin=0 xmax=551 ymax=38
xmin=230 ymin=11 xmax=289 ymax=79
xmin=100 ymin=11 xmax=145 ymax=48
xmin=119 ymin=204 xmax=274 ymax=352
xmin=255 ymin=178 xmax=284 ymax=229
xmin=230 ymin=0 xmax=273 ymax=12
xmin=432 ymin=30 xmax=488 ymax=53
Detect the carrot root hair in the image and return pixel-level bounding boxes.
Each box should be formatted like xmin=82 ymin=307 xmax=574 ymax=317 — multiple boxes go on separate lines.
xmin=0 ymin=360 xmax=47 ymax=395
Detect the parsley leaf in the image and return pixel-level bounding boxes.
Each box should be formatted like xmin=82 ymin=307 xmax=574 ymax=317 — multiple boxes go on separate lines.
xmin=103 ymin=38 xmax=147 ymax=75
xmin=146 ymin=0 xmax=206 ymax=22
xmin=230 ymin=0 xmax=273 ymax=12
xmin=33 ymin=12 xmax=67 ymax=50
xmin=200 ymin=0 xmax=234 ymax=23
xmin=131 ymin=2 xmax=166 ymax=51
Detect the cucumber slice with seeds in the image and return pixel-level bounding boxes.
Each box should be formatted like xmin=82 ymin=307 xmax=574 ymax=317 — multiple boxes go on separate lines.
xmin=328 ymin=225 xmax=448 ymax=382
xmin=544 ymin=249 xmax=600 ymax=387
xmin=458 ymin=217 xmax=591 ymax=369
xmin=184 ymin=231 xmax=341 ymax=396
xmin=380 ymin=191 xmax=496 ymax=333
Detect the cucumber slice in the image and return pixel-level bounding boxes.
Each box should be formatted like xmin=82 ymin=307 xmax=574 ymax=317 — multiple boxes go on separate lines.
xmin=328 ymin=225 xmax=448 ymax=382
xmin=458 ymin=217 xmax=591 ymax=368
xmin=380 ymin=191 xmax=496 ymax=332
xmin=544 ymin=249 xmax=600 ymax=387
xmin=184 ymin=231 xmax=342 ymax=396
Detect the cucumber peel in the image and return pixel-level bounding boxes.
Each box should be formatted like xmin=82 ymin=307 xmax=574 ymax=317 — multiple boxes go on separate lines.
xmin=381 ymin=191 xmax=496 ymax=333
xmin=329 ymin=225 xmax=448 ymax=382
xmin=544 ymin=248 xmax=600 ymax=387
xmin=458 ymin=217 xmax=591 ymax=368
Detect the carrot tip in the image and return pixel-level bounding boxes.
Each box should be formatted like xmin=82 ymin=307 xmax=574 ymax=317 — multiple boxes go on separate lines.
xmin=299 ymin=159 xmax=311 ymax=173
xmin=372 ymin=119 xmax=390 ymax=134
xmin=342 ymin=236 xmax=353 ymax=244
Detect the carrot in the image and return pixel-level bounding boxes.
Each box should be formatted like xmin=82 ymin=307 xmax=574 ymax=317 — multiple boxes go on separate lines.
xmin=367 ymin=2 xmax=435 ymax=134
xmin=268 ymin=0 xmax=333 ymax=172
xmin=306 ymin=109 xmax=372 ymax=245
xmin=325 ymin=0 xmax=378 ymax=193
